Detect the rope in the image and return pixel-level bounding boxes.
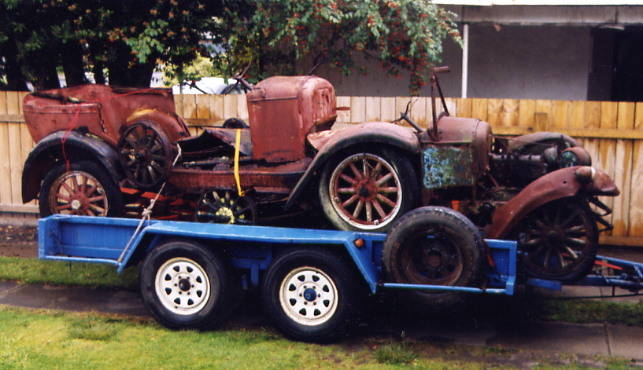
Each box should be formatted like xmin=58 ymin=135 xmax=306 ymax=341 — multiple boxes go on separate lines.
xmin=61 ymin=106 xmax=82 ymax=171
xmin=233 ymin=128 xmax=245 ymax=197
xmin=50 ymin=87 xmax=168 ymax=172
xmin=116 ymin=145 xmax=182 ymax=263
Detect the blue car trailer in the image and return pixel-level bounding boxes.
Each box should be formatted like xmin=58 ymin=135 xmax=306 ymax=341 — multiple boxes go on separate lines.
xmin=38 ymin=208 xmax=643 ymax=342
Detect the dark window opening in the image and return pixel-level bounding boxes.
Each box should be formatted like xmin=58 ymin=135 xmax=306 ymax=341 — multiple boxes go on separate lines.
xmin=588 ymin=26 xmax=643 ymax=102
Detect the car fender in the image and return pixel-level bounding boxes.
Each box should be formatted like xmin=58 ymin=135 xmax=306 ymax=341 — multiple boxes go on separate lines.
xmin=284 ymin=122 xmax=420 ymax=209
xmin=485 ymin=166 xmax=619 ymax=239
xmin=123 ymin=108 xmax=189 ymax=143
xmin=22 ymin=131 xmax=122 ymax=203
xmin=507 ymin=131 xmax=579 ymax=152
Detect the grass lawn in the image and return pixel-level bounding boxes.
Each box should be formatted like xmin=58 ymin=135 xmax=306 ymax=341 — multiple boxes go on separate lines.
xmin=0 ymin=305 xmax=626 ymax=369
xmin=0 ymin=256 xmax=137 ymax=289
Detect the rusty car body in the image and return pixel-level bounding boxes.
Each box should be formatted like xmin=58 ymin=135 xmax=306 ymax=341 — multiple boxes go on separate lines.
xmin=21 ymin=68 xmax=619 ymax=281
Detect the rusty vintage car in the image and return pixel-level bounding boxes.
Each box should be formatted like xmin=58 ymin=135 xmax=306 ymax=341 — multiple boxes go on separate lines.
xmin=21 ymin=68 xmax=619 ymax=282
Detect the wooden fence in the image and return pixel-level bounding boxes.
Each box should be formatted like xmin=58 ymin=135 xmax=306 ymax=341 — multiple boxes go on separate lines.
xmin=1 ymin=91 xmax=642 ymax=246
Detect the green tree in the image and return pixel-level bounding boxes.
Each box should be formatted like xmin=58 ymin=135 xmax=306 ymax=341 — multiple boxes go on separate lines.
xmin=224 ymin=0 xmax=460 ymax=93
xmin=0 ymin=0 xmax=221 ymax=89
xmin=0 ymin=0 xmax=458 ymax=92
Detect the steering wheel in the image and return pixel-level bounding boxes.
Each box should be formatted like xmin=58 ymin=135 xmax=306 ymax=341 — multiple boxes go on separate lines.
xmin=234 ymin=75 xmax=253 ymax=92
xmin=233 ymin=65 xmax=253 ymax=92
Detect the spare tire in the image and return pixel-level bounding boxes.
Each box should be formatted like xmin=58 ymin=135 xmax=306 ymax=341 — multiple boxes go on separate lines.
xmin=382 ymin=206 xmax=484 ymax=309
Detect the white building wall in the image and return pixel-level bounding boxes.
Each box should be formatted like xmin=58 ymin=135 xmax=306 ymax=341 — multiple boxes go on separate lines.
xmin=317 ymin=24 xmax=593 ymax=100
xmin=466 ymin=24 xmax=592 ymax=99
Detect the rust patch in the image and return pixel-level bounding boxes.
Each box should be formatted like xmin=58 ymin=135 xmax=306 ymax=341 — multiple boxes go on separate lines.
xmin=23 ymin=84 xmax=187 ymax=146
xmin=247 ymin=76 xmax=336 ymax=163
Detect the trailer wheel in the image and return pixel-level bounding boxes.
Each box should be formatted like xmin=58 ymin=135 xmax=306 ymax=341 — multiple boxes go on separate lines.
xmin=382 ymin=206 xmax=484 ymax=309
xmin=140 ymin=239 xmax=231 ymax=330
xmin=262 ymin=249 xmax=362 ymax=342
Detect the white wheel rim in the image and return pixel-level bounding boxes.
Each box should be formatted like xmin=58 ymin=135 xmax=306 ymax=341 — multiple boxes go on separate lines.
xmin=155 ymin=257 xmax=211 ymax=316
xmin=278 ymin=266 xmax=339 ymax=326
xmin=329 ymin=153 xmax=403 ymax=230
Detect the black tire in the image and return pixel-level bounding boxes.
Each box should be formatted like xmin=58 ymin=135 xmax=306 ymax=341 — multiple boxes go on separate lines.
xmin=319 ymin=147 xmax=418 ymax=232
xmin=262 ymin=249 xmax=363 ymax=342
xmin=513 ymin=198 xmax=598 ymax=281
xmin=511 ymin=135 xmax=578 ymax=155
xmin=118 ymin=121 xmax=173 ymax=189
xmin=382 ymin=206 xmax=484 ymax=309
xmin=140 ymin=239 xmax=232 ymax=330
xmin=222 ymin=118 xmax=249 ymax=129
xmin=39 ymin=160 xmax=124 ymax=217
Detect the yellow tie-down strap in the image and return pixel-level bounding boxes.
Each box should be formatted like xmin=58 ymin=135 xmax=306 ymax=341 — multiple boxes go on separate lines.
xmin=234 ymin=129 xmax=245 ymax=197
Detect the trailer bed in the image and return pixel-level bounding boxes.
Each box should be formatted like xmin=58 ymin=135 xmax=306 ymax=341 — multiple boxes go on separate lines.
xmin=39 ymin=215 xmax=518 ymax=294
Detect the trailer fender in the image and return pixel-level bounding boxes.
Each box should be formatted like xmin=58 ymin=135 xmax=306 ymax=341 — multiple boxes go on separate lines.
xmin=117 ymin=222 xmax=386 ymax=294
xmin=285 ymin=122 xmax=420 ymax=209
xmin=485 ymin=166 xmax=619 ymax=239
xmin=22 ymin=131 xmax=122 ymax=203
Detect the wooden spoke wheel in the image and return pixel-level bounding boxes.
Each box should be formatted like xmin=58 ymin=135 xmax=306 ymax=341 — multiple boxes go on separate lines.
xmin=49 ymin=170 xmax=108 ymax=216
xmin=195 ymin=190 xmax=256 ymax=225
xmin=320 ymin=149 xmax=417 ymax=232
xmin=516 ymin=198 xmax=598 ymax=281
xmin=119 ymin=122 xmax=172 ymax=189
xmin=39 ymin=161 xmax=124 ymax=217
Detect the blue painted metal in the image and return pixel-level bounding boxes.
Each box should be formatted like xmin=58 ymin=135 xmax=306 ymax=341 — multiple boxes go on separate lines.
xmin=303 ymin=288 xmax=317 ymax=301
xmin=38 ymin=215 xmax=520 ymax=296
xmin=483 ymin=239 xmax=517 ymax=295
xmin=593 ymin=255 xmax=643 ymax=279
xmin=571 ymin=254 xmax=643 ymax=291
xmin=525 ymin=254 xmax=643 ymax=292
xmin=39 ymin=215 xmax=642 ymax=297
xmin=381 ymin=283 xmax=508 ymax=295
xmin=39 ymin=215 xmax=386 ymax=293
xmin=527 ymin=278 xmax=562 ymax=291
xmin=380 ymin=238 xmax=517 ymax=295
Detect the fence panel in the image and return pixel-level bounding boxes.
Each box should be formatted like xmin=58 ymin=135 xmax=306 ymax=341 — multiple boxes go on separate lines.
xmin=1 ymin=92 xmax=641 ymax=245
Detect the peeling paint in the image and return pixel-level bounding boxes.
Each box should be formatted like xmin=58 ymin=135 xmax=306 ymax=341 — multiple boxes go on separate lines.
xmin=422 ymin=145 xmax=475 ymax=189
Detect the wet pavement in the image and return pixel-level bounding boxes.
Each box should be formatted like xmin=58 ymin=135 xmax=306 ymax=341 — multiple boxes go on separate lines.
xmin=0 ymin=281 xmax=147 ymax=316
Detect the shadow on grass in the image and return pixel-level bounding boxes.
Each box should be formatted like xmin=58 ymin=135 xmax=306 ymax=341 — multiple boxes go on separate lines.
xmin=67 ymin=317 xmax=122 ymax=341
xmin=356 ymin=289 xmax=643 ymax=339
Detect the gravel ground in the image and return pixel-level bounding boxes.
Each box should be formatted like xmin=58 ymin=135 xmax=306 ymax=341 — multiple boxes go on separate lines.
xmin=0 ymin=224 xmax=38 ymax=258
